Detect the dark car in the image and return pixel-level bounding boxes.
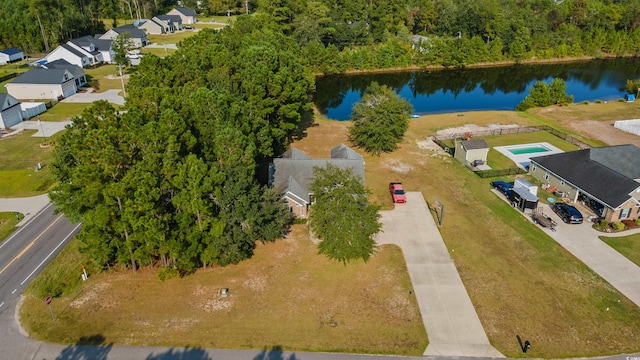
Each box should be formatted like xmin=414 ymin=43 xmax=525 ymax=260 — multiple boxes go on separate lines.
xmin=490 ymin=180 xmax=514 ymax=196
xmin=552 ymin=203 xmax=583 ymax=224
xmin=184 ymin=25 xmax=194 ymax=29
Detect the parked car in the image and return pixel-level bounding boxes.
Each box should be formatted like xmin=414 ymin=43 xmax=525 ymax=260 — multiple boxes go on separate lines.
xmin=552 ymin=203 xmax=584 ymax=224
xmin=490 ymin=180 xmax=514 ymax=196
xmin=184 ymin=25 xmax=194 ymax=29
xmin=389 ymin=182 xmax=406 ymax=204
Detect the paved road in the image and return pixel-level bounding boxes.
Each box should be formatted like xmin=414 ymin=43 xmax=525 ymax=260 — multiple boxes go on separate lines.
xmin=376 ymin=192 xmax=504 ymax=358
xmin=527 ymin=202 xmax=640 ymax=307
xmin=8 ymin=120 xmax=71 ymax=138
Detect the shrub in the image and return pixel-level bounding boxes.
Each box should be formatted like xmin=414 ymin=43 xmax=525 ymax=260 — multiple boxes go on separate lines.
xmin=581 ymin=100 xmax=590 ymax=105
xmin=594 ymin=99 xmax=602 ymax=103
xmin=157 ymin=266 xmax=179 ymax=281
xmin=635 ymin=218 xmax=640 ymax=226
xmin=611 ymin=221 xmax=625 ymax=231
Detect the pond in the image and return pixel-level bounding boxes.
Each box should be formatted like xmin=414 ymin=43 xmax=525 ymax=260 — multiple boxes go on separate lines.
xmin=314 ymin=58 xmax=640 ymax=120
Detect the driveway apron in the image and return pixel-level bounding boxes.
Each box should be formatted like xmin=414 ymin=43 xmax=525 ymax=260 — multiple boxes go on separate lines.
xmin=376 ymin=192 xmax=504 ymax=358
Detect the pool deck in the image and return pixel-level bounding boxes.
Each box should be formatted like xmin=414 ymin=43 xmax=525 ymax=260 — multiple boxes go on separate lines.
xmin=494 ymin=142 xmax=564 ymax=170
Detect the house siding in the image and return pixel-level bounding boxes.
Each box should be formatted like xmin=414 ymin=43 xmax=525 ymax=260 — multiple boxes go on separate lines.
xmin=46 ymin=46 xmax=89 ymax=68
xmin=607 ymin=197 xmax=640 ymax=222
xmin=6 ymin=82 xmax=75 ymax=100
xmin=167 ymin=9 xmax=196 ymax=24
xmin=140 ymin=20 xmax=165 ymax=34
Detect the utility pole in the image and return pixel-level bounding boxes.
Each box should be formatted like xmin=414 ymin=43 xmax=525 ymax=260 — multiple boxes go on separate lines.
xmin=118 ymin=63 xmax=126 ymax=98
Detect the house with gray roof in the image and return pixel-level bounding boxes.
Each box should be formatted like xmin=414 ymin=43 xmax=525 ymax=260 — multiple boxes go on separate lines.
xmin=0 ymin=48 xmax=24 ymax=64
xmin=100 ymin=25 xmax=148 ymax=48
xmin=5 ymin=67 xmax=78 ymax=100
xmin=42 ymin=59 xmax=87 ymax=88
xmin=45 ymin=43 xmax=92 ymax=68
xmin=69 ymin=35 xmax=114 ymax=63
xmin=270 ymin=144 xmax=365 ymax=218
xmin=529 ymin=144 xmax=640 ymax=222
xmin=157 ymin=15 xmax=182 ymax=30
xmin=167 ymin=7 xmax=197 ymax=24
xmin=139 ymin=18 xmax=167 ymax=34
xmin=0 ymin=93 xmax=24 ymax=129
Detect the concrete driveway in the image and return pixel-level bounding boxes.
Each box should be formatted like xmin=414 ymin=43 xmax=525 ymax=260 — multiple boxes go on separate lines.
xmin=528 ymin=203 xmax=640 ymax=308
xmin=62 ymin=89 xmax=124 ymax=106
xmin=8 ymin=119 xmax=70 ymax=138
xmin=376 ymin=192 xmax=504 ymax=358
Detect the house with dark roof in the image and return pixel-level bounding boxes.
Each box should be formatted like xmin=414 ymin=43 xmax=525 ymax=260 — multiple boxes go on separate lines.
xmin=270 ymin=144 xmax=365 ymax=218
xmin=454 ymin=139 xmax=489 ymax=168
xmin=529 ymin=144 xmax=640 ymax=222
xmin=5 ymin=67 xmax=78 ymax=100
xmin=42 ymin=59 xmax=87 ymax=88
xmin=0 ymin=93 xmax=24 ymax=129
xmin=167 ymin=7 xmax=197 ymax=24
xmin=45 ymin=43 xmax=92 ymax=68
xmin=69 ymin=36 xmax=114 ymax=63
xmin=139 ymin=17 xmax=166 ymax=34
xmin=100 ymin=25 xmax=148 ymax=48
xmin=157 ymin=15 xmax=182 ymax=30
xmin=0 ymin=48 xmax=24 ymax=64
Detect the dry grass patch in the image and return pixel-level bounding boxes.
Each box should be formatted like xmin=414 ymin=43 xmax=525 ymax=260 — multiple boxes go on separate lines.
xmin=293 ymin=109 xmax=640 ymax=357
xmin=21 ymin=225 xmax=426 ymax=355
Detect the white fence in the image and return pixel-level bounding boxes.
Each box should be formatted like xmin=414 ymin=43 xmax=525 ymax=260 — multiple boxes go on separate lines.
xmin=614 ymin=119 xmax=640 ymax=136
xmin=20 ymin=102 xmax=47 ymax=120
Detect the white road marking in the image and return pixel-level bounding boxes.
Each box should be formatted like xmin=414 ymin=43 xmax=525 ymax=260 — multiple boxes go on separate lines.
xmin=0 ymin=302 xmax=4 ymax=308
xmin=0 ymin=203 xmax=53 ymax=251
xmin=11 ymin=289 xmax=16 ymax=294
xmin=20 ymin=223 xmax=82 ymax=286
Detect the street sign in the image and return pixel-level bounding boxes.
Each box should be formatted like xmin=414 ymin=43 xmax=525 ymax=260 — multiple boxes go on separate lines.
xmin=45 ymin=296 xmax=52 ymax=305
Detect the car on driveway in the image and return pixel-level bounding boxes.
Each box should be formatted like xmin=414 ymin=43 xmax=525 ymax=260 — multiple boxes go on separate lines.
xmin=389 ymin=182 xmax=407 ymax=203
xmin=490 ymin=180 xmax=513 ymax=196
xmin=552 ymin=203 xmax=583 ymax=224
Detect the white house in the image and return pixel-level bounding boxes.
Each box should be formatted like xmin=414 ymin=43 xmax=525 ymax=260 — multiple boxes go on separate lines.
xmin=167 ymin=7 xmax=197 ymax=24
xmin=69 ymin=36 xmax=114 ymax=64
xmin=45 ymin=43 xmax=92 ymax=68
xmin=0 ymin=93 xmax=24 ymax=129
xmin=5 ymin=67 xmax=77 ymax=100
xmin=0 ymin=48 xmax=24 ymax=65
xmin=99 ymin=25 xmax=148 ymax=48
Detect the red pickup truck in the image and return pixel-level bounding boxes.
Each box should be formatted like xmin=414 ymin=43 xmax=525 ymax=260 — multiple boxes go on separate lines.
xmin=389 ymin=182 xmax=407 ymax=203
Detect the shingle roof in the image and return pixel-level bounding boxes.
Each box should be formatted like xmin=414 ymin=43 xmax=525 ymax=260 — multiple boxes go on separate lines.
xmin=113 ymin=25 xmax=146 ymax=39
xmin=173 ymin=7 xmax=197 ymax=16
xmin=59 ymin=43 xmax=88 ymax=59
xmin=70 ymin=35 xmax=112 ymax=52
xmin=462 ymin=139 xmax=489 ymax=150
xmin=10 ymin=68 xmax=73 ymax=85
xmin=531 ymin=145 xmax=640 ymax=208
xmin=273 ymin=144 xmax=365 ymax=204
xmin=42 ymin=59 xmax=85 ymax=80
xmin=157 ymin=15 xmax=182 ymax=23
xmin=1 ymin=47 xmax=22 ymax=56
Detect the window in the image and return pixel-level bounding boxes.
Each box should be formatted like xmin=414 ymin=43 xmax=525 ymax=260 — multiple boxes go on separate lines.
xmin=544 ymin=171 xmax=549 ymax=180
xmin=619 ymin=208 xmax=631 ymax=219
xmin=531 ymin=164 xmax=536 ymax=172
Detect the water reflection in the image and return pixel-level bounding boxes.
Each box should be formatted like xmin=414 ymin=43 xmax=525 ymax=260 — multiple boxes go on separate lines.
xmin=314 ymin=58 xmax=640 ymax=120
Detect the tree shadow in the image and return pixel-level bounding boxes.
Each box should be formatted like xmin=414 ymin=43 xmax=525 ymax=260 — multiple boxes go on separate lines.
xmin=253 ymin=345 xmax=298 ymax=360
xmin=146 ymin=347 xmax=213 ymax=359
xmin=290 ymin=110 xmax=318 ymax=142
xmin=55 ymin=334 xmax=112 ymax=360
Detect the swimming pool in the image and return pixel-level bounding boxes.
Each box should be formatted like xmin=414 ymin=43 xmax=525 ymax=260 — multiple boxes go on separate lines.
xmin=507 ymin=145 xmax=551 ymax=155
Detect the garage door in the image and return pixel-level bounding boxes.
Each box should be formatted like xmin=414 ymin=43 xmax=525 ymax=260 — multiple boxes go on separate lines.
xmin=62 ymin=83 xmax=77 ymax=98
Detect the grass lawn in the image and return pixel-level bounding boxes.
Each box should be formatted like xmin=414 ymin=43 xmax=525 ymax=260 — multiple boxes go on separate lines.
xmin=141 ymin=47 xmax=177 ymax=58
xmin=0 ymin=130 xmax=60 ymax=197
xmin=289 ymin=109 xmax=640 ymax=357
xmin=147 ymin=31 xmax=197 ymax=45
xmin=37 ymin=103 xmax=90 ymax=121
xmin=85 ymin=65 xmax=129 ymax=93
xmin=194 ymin=23 xmax=227 ymax=30
xmin=0 ymin=212 xmax=20 ymax=244
xmin=601 ymin=234 xmax=640 ymax=267
xmin=100 ymin=18 xmax=130 ymax=30
xmin=21 ymin=225 xmax=427 ymax=355
xmin=197 ymin=15 xmax=237 ymax=24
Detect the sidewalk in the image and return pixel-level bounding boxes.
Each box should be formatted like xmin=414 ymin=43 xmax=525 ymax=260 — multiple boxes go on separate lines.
xmin=376 ymin=192 xmax=504 ymax=358
xmin=0 ymin=195 xmax=50 ymax=226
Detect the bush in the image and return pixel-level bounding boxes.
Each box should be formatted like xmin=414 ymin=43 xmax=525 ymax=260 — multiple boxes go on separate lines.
xmin=635 ymin=218 xmax=640 ymax=226
xmin=157 ymin=266 xmax=179 ymax=281
xmin=594 ymin=99 xmax=602 ymax=104
xmin=611 ymin=221 xmax=626 ymax=231
xmin=599 ymin=219 xmax=609 ymax=228
xmin=581 ymin=100 xmax=590 ymax=105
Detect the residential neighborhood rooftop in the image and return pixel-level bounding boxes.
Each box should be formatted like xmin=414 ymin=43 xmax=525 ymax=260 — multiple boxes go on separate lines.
xmin=10 ymin=68 xmax=74 ymax=85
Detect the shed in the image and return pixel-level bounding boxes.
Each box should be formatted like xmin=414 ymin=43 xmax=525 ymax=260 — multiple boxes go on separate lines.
xmin=508 ymin=186 xmax=539 ymax=212
xmin=0 ymin=48 xmax=24 ymax=64
xmin=454 ymin=139 xmax=489 ymax=168
xmin=625 ymin=93 xmax=636 ymax=102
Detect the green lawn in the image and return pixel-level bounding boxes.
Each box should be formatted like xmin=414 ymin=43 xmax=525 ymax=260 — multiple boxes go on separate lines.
xmin=196 ymin=15 xmax=237 ymax=23
xmin=84 ymin=64 xmax=128 ymax=93
xmin=601 ymin=234 xmax=640 ymax=267
xmin=141 ymin=47 xmax=177 ymax=58
xmin=147 ymin=31 xmax=198 ymax=45
xmin=0 ymin=212 xmax=20 ymax=244
xmin=37 ymin=103 xmax=90 ymax=121
xmin=0 ymin=130 xmax=60 ymax=197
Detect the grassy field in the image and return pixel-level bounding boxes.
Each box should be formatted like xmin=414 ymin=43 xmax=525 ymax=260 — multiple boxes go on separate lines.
xmin=0 ymin=130 xmax=60 ymax=197
xmin=197 ymin=15 xmax=237 ymax=24
xmin=147 ymin=31 xmax=198 ymax=45
xmin=0 ymin=212 xmax=20 ymax=243
xmin=141 ymin=47 xmax=177 ymax=58
xmin=85 ymin=65 xmax=129 ymax=93
xmin=37 ymin=103 xmax=90 ymax=122
xmin=19 ymin=106 xmax=640 ymax=357
xmin=290 ymin=110 xmax=640 ymax=357
xmin=601 ymin=234 xmax=640 ymax=267
xmin=21 ymin=226 xmax=427 ymax=355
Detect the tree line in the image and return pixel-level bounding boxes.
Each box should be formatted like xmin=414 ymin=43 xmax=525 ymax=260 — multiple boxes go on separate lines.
xmin=50 ymin=17 xmax=315 ymax=273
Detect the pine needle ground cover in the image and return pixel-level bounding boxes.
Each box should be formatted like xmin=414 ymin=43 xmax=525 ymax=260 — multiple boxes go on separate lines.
xmin=295 ymin=110 xmax=640 ymax=358
xmin=21 ymin=226 xmax=427 ymax=355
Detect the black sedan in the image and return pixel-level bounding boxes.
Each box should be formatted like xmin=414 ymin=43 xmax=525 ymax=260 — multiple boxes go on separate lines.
xmin=552 ymin=203 xmax=584 ymax=224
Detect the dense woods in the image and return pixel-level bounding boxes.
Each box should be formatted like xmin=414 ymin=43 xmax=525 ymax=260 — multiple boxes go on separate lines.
xmin=50 ymin=17 xmax=314 ymax=272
